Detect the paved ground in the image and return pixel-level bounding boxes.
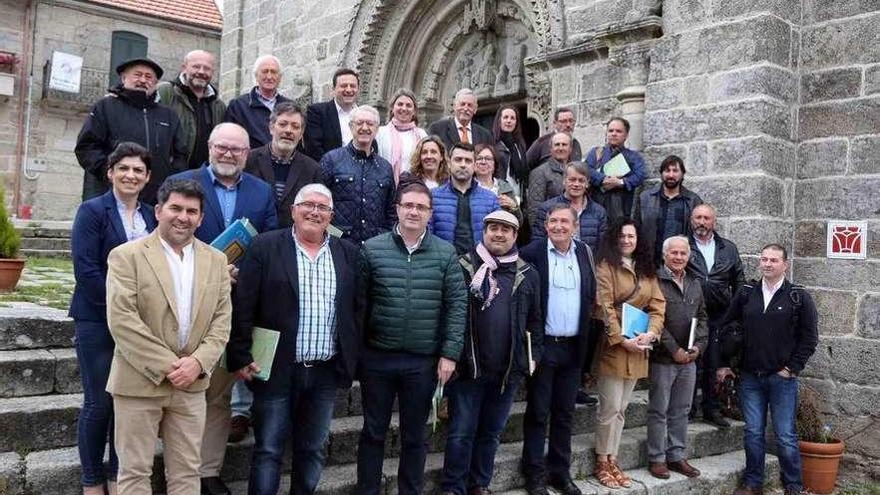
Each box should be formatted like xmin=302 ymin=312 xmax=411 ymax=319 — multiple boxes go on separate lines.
xmin=0 ymin=258 xmax=74 ymax=311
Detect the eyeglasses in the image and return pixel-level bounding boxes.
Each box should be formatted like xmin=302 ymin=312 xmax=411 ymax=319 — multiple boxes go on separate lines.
xmin=212 ymin=144 xmax=248 ymax=156
xmin=296 ymin=201 xmax=333 ymax=213
xmin=399 ymin=202 xmax=432 ymax=213
xmin=475 ymin=156 xmax=494 ymax=162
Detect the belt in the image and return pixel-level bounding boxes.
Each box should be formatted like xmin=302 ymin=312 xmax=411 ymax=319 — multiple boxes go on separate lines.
xmin=546 ymin=335 xmax=577 ymax=343
xmin=295 ymin=358 xmax=333 ymax=368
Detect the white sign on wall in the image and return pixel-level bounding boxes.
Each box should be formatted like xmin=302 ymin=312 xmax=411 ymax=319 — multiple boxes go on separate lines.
xmin=48 ymin=51 xmax=83 ymax=93
xmin=826 ymin=220 xmax=868 ymax=259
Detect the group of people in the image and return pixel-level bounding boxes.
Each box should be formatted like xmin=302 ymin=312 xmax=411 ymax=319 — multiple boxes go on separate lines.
xmin=69 ymin=50 xmax=819 ymax=495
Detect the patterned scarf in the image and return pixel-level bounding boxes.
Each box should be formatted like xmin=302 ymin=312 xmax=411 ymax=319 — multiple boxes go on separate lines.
xmin=470 ymin=242 xmax=519 ymax=310
xmin=389 ymin=117 xmax=417 ymax=183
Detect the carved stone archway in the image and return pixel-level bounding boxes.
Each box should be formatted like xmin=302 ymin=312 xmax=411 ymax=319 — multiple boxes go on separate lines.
xmin=339 ymin=0 xmax=566 ymax=125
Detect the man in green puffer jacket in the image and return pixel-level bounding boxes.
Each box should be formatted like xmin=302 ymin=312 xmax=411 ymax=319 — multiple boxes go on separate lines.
xmin=356 ymin=179 xmax=468 ymax=495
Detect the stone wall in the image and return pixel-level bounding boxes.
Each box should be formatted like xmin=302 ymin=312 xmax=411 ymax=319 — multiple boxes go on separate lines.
xmin=0 ymin=1 xmax=220 ymax=221
xmin=0 ymin=0 xmax=26 ymax=201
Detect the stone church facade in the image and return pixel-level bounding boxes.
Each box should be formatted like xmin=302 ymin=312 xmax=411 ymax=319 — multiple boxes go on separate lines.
xmin=221 ymin=0 xmax=879 ymax=474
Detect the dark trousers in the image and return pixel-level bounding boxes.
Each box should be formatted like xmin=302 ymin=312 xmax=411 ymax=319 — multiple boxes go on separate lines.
xmin=441 ymin=372 xmax=521 ymax=494
xmin=74 ymin=320 xmax=118 ymax=487
xmin=695 ymin=324 xmax=721 ymax=415
xmin=355 ymin=349 xmax=437 ymax=495
xmin=521 ymin=339 xmax=581 ymax=482
xmin=248 ymin=360 xmax=338 ymax=495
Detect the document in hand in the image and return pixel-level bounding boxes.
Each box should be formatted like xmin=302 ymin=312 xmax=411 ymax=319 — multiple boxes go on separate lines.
xmin=210 ymin=218 xmax=258 ymax=264
xmin=687 ymin=317 xmax=697 ymax=350
xmin=602 ymin=153 xmax=631 ymax=177
xmin=621 ymin=303 xmax=650 ymax=339
xmin=249 ymin=326 xmax=280 ymax=381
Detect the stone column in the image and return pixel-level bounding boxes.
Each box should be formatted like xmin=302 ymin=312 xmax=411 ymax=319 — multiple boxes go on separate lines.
xmin=609 ymin=42 xmax=651 ymax=151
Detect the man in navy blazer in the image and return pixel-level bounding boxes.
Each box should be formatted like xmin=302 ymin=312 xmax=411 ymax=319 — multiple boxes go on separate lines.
xmin=427 ymin=88 xmax=494 ymax=152
xmin=304 ymin=68 xmax=361 ymax=161
xmin=166 ymin=122 xmax=278 ymax=494
xmin=518 ymin=203 xmax=598 ymax=495
xmin=227 ymin=183 xmax=361 ymax=495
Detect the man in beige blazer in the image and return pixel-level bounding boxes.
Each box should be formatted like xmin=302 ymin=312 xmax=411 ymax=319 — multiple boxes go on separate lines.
xmin=106 ymin=178 xmax=232 ymax=495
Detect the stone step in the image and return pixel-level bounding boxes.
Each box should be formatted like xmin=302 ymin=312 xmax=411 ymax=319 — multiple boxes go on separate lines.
xmin=0 ymin=349 xmax=79 ymax=397
xmin=0 ymin=305 xmax=74 ymax=350
xmin=15 ymin=226 xmax=72 ymax=239
xmin=19 ymin=237 xmax=71 ymax=251
xmin=0 ymin=393 xmax=80 ymax=452
xmin=21 ymin=420 xmax=749 ymax=494
xmin=19 ymin=248 xmax=71 ymax=260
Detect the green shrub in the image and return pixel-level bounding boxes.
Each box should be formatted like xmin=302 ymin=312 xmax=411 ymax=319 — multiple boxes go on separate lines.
xmin=0 ymin=187 xmax=21 ymax=259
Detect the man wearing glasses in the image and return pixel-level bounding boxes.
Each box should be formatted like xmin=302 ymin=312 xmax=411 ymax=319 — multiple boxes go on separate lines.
xmin=319 ymin=105 xmax=397 ymax=243
xmin=167 ymin=122 xmax=278 ymax=495
xmin=355 ymin=180 xmax=467 ymax=495
xmin=227 ymin=183 xmax=361 ymax=495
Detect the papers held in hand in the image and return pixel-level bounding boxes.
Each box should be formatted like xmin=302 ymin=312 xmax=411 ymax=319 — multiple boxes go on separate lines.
xmin=217 ymin=326 xmax=279 ymax=381
xmin=602 ymin=153 xmax=631 ymax=177
xmin=622 ymin=303 xmax=653 ymax=349
xmin=210 ymin=218 xmax=258 ymax=264
xmin=687 ymin=317 xmax=697 ymax=351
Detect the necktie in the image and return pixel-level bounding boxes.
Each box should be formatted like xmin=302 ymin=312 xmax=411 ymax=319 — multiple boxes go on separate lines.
xmin=459 ymin=126 xmax=469 ymax=144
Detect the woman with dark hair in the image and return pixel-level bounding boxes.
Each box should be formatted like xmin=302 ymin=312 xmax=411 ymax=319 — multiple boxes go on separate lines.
xmin=376 ymin=88 xmax=428 ymax=182
xmin=401 ymin=135 xmax=450 ymax=189
xmin=473 ymin=143 xmax=522 ymax=223
xmin=69 ymin=142 xmax=158 ymax=495
xmin=592 ymin=218 xmax=665 ymax=489
xmin=491 ymin=105 xmax=528 ymax=201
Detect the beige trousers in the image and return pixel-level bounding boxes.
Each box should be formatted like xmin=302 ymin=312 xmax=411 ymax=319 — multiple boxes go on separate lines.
xmin=595 ymin=375 xmax=638 ymax=456
xmin=113 ymin=389 xmax=205 ymax=495
xmin=199 ymin=366 xmax=237 ymax=476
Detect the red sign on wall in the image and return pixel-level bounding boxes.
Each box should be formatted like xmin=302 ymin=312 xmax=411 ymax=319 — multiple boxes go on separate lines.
xmin=826 ymin=221 xmax=868 ymax=259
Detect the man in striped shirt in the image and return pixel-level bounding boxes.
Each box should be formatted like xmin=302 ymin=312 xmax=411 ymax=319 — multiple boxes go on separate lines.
xmin=227 ymin=183 xmax=361 ymax=495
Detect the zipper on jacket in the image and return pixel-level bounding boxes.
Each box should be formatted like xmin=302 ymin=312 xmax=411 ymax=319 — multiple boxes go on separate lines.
xmin=143 ymin=108 xmax=151 ymax=150
xmin=501 ymin=264 xmax=529 ymax=394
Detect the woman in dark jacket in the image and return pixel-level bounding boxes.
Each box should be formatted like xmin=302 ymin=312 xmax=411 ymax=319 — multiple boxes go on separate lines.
xmin=492 ymin=105 xmax=528 ymax=202
xmin=474 ymin=144 xmax=523 ymax=223
xmin=69 ymin=142 xmax=157 ymax=495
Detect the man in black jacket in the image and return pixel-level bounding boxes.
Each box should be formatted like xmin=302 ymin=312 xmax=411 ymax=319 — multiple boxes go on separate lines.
xmin=685 ymin=204 xmax=744 ymax=428
xmin=717 ymin=243 xmax=818 ymax=495
xmin=440 ymin=210 xmax=542 ymax=495
xmin=227 ymin=183 xmax=360 ymax=495
xmin=427 ymin=88 xmax=493 ymax=151
xmin=246 ymin=102 xmax=321 ymax=227
xmin=75 ymin=58 xmax=186 ymax=204
xmin=304 ymin=68 xmax=360 ymax=160
xmin=647 ymin=236 xmax=707 ymax=480
xmin=224 ymin=55 xmax=291 ymax=149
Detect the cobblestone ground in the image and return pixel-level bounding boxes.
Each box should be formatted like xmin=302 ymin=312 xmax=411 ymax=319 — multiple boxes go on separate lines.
xmin=0 ymin=258 xmax=74 ymax=310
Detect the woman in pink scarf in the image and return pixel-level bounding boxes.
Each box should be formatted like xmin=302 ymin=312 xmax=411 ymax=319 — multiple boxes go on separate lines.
xmin=377 ymin=88 xmax=428 ymax=183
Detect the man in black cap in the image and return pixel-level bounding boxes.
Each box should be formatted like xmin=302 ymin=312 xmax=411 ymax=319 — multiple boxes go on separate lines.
xmin=76 ymin=58 xmax=187 ymax=204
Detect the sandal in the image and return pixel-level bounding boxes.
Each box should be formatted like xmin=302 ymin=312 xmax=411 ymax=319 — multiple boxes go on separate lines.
xmin=593 ymin=460 xmax=621 ymax=489
xmin=609 ymin=461 xmax=632 ymax=488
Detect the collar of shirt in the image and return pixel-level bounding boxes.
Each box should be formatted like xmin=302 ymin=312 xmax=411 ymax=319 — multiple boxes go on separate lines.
xmin=158 ymin=235 xmax=194 ymax=261
xmin=335 ymin=100 xmax=357 ymax=117
xmin=664 ymin=264 xmax=686 ymax=287
xmin=694 ymin=232 xmax=715 ymax=246
xmin=206 ymin=165 xmax=243 ymax=190
xmin=395 ymin=224 xmax=426 ymax=254
xmin=762 ymin=277 xmax=784 ymax=295
xmin=256 ymin=89 xmax=277 ymax=108
xmin=454 ymin=117 xmax=472 ymax=133
xmin=292 ymin=228 xmax=331 ymax=260
xmin=548 ymin=239 xmax=577 ymax=257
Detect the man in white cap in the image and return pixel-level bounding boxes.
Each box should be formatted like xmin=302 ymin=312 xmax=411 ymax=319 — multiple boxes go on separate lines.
xmin=440 ymin=209 xmax=542 ymax=495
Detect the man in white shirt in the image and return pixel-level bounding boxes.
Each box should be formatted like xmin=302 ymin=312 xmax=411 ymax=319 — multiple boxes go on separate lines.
xmin=106 ymin=178 xmax=232 ymax=495
xmin=305 ymin=68 xmax=360 ymax=160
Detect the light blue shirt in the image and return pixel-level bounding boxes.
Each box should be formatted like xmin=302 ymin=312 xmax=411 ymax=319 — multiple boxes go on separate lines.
xmin=545 ymin=241 xmax=581 ymax=337
xmin=293 ymin=231 xmax=337 ymax=362
xmin=694 ymin=234 xmax=716 ymax=273
xmin=206 ymin=166 xmax=242 ymax=228
xmin=114 ymin=196 xmax=148 ymax=241
xmin=256 ymin=91 xmax=277 ymax=111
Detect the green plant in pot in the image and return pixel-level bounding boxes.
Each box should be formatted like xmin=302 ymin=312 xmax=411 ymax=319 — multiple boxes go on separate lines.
xmin=797 ymin=384 xmax=845 ymax=495
xmin=0 ymin=186 xmax=24 ymax=292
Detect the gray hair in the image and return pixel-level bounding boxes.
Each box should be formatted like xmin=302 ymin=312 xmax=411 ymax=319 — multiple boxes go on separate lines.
xmin=252 ymin=54 xmax=282 ymax=83
xmin=293 ymin=183 xmax=334 ymax=209
xmin=454 ymin=88 xmax=477 ymax=105
xmin=208 ymin=122 xmax=249 ymax=145
xmin=662 ymin=235 xmax=691 ymax=256
xmin=564 ymin=162 xmax=589 ymax=179
xmin=351 ymin=105 xmax=380 ymax=126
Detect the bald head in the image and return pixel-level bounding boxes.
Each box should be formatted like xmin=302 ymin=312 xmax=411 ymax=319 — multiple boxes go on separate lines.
xmin=208 ymin=123 xmax=250 ymax=184
xmin=181 ymin=50 xmax=215 ymax=92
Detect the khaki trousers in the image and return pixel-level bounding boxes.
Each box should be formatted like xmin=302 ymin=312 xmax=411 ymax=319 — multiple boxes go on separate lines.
xmin=199 ymin=366 xmax=237 ymax=476
xmin=595 ymin=375 xmax=638 ymax=456
xmin=113 ymin=389 xmax=206 ymax=495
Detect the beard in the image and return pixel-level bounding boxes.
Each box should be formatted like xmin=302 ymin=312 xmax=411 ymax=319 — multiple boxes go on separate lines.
xmin=664 ymin=178 xmax=683 ymax=190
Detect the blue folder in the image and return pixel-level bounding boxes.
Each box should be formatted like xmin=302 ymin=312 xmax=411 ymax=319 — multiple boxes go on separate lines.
xmin=621 ymin=303 xmax=650 ymax=339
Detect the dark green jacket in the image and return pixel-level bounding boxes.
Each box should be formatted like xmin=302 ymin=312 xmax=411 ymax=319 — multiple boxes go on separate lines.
xmin=156 ymin=77 xmax=226 ymax=165
xmin=358 ymin=228 xmax=467 ymax=360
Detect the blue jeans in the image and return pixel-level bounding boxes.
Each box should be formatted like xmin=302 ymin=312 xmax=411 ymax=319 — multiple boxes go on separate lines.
xmin=248 ymin=361 xmax=338 ymax=495
xmin=355 ymin=350 xmax=437 ymax=495
xmin=740 ymin=371 xmax=803 ymax=491
xmin=441 ymin=372 xmax=520 ymax=495
xmin=75 ymin=320 xmax=118 ymax=487
xmin=231 ymin=379 xmax=254 ymax=418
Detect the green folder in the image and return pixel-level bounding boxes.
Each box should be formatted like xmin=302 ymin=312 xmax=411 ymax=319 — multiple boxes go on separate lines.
xmin=249 ymin=326 xmax=280 ymax=381
xmin=602 ymin=153 xmax=631 ymax=177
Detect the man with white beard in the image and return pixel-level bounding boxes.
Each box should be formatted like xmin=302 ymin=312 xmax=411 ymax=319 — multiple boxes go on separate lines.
xmin=246 ymin=102 xmax=322 ymax=228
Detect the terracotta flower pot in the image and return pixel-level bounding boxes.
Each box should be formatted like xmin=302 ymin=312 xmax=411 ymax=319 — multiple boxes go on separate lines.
xmin=0 ymin=258 xmax=25 ymax=293
xmin=799 ymin=439 xmax=844 ymax=495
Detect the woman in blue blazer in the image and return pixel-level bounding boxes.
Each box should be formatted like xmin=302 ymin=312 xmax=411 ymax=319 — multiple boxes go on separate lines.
xmin=68 ymin=142 xmax=157 ymax=495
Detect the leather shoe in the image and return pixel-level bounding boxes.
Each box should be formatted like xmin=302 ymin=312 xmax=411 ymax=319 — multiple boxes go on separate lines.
xmin=200 ymin=476 xmax=231 ymax=495
xmin=649 ymin=462 xmax=670 ymax=479
xmin=547 ymin=476 xmax=582 ymax=495
xmin=704 ymin=411 xmax=731 ymax=428
xmin=733 ymin=485 xmax=764 ymax=495
xmin=575 ymin=390 xmax=598 ymax=406
xmin=668 ymin=459 xmax=700 ymax=478
xmin=525 ymin=481 xmax=549 ymax=495
xmin=228 ymin=415 xmax=250 ymax=443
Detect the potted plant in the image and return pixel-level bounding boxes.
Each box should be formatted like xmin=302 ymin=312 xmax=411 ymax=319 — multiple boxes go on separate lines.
xmin=0 ymin=186 xmax=24 ymax=292
xmin=796 ymin=384 xmax=845 ymax=495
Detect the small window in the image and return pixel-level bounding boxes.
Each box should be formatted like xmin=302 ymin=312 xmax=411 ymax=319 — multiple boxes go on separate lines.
xmin=109 ymin=31 xmax=148 ymax=87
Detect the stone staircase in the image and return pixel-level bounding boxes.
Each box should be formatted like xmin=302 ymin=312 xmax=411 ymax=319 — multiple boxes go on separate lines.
xmin=0 ymin=306 xmax=777 ymax=494
xmin=16 ymin=225 xmax=72 ymax=259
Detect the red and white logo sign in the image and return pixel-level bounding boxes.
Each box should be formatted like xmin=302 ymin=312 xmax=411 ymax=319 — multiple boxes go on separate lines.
xmin=826 ymin=221 xmax=868 ymax=259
